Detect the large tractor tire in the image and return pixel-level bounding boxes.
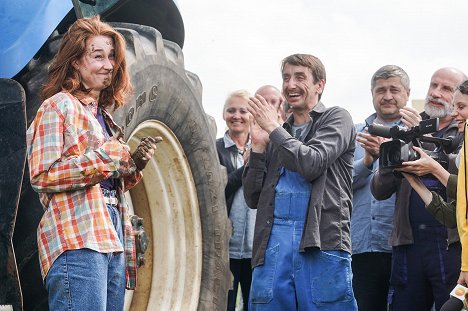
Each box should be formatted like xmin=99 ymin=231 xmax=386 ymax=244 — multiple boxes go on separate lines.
xmin=13 ymin=23 xmax=231 ymax=311
xmin=114 ymin=23 xmax=231 ymax=310
xmin=0 ymin=79 xmax=27 ymax=311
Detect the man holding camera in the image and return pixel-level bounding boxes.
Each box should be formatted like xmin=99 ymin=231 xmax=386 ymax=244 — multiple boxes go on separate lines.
xmin=371 ymin=67 xmax=466 ymax=310
xmin=351 ymin=65 xmax=410 ymax=311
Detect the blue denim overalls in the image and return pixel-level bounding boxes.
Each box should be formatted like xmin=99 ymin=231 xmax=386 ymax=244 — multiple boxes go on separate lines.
xmin=249 ymin=167 xmax=357 ymax=310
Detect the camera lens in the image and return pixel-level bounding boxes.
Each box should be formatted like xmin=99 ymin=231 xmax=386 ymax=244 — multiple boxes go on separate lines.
xmin=387 ymin=144 xmax=401 ymax=165
xmin=388 ymin=146 xmax=401 ymax=165
xmin=380 ymin=140 xmax=405 ymax=168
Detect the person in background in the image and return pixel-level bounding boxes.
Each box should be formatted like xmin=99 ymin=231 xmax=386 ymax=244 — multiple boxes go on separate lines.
xmin=243 ymin=53 xmax=357 ymax=310
xmin=371 ymin=68 xmax=467 ymax=310
xmin=255 ymin=85 xmax=285 ymax=123
xmin=399 ymin=80 xmax=468 ymax=288
xmin=351 ymin=65 xmax=411 ymax=311
xmin=216 ymin=90 xmax=255 ymax=311
xmin=282 ymin=100 xmax=293 ymax=121
xmin=26 ymin=16 xmax=160 ymax=310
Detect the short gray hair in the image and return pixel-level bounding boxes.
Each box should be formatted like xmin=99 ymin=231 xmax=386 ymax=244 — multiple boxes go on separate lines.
xmin=371 ymin=65 xmax=410 ymax=91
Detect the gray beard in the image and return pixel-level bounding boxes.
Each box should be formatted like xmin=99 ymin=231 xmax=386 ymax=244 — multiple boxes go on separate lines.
xmin=424 ymin=103 xmax=450 ymax=118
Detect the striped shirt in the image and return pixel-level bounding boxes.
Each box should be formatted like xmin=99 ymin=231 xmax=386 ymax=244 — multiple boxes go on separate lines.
xmin=26 ymin=92 xmax=142 ymax=289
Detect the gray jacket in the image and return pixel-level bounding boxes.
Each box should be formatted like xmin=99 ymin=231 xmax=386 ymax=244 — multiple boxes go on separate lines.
xmin=243 ymin=102 xmax=356 ymax=268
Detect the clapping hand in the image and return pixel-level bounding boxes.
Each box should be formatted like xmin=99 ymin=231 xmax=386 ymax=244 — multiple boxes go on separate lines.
xmin=249 ymin=115 xmax=270 ymax=153
xmin=247 ymin=95 xmax=281 ymax=134
xmin=356 ymin=129 xmax=387 ymax=167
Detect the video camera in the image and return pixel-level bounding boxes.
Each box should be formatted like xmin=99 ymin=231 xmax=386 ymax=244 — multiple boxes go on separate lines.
xmin=367 ymin=118 xmax=456 ymax=170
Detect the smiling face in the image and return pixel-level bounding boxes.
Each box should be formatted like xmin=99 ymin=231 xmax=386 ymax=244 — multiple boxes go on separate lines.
xmin=281 ymin=63 xmax=324 ymax=112
xmin=223 ymin=95 xmax=250 ymax=135
xmin=372 ymin=76 xmax=409 ymax=122
xmin=73 ymin=35 xmax=115 ymax=99
xmin=450 ymin=90 xmax=468 ymax=132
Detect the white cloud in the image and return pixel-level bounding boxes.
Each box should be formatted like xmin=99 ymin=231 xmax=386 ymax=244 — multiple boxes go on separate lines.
xmin=178 ymin=0 xmax=468 ymax=137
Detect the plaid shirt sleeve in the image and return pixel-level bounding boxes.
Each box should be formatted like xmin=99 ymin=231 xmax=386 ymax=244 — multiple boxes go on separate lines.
xmin=27 ymin=95 xmax=134 ymax=193
xmin=100 ymin=107 xmax=142 ymax=192
xmin=27 ymin=92 xmax=142 ymax=289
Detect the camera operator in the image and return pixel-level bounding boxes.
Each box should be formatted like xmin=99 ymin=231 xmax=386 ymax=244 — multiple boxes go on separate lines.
xmin=371 ymin=68 xmax=467 ymax=310
xmin=401 ymin=80 xmax=468 ymax=290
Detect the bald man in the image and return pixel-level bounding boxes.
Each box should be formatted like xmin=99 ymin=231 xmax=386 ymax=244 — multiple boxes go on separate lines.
xmin=255 ymin=85 xmax=286 ymax=122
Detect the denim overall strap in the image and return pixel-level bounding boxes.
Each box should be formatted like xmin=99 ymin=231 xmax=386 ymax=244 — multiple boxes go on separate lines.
xmin=249 ymin=167 xmax=357 ymax=310
xmin=274 ymin=167 xmax=310 ymax=221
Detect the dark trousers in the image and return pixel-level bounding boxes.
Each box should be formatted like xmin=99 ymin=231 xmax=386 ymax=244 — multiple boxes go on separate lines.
xmin=227 ymin=258 xmax=252 ymax=311
xmin=352 ymin=252 xmax=392 ymax=311
xmin=389 ymin=227 xmax=461 ymax=311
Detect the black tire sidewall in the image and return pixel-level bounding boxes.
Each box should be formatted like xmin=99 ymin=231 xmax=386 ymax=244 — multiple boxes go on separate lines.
xmin=113 ymin=24 xmax=230 ymax=310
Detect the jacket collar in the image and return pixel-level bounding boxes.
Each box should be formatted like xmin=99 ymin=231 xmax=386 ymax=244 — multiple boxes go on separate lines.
xmin=283 ymin=101 xmax=326 ymax=133
xmin=364 ymin=113 xmax=403 ymax=128
xmin=223 ymin=131 xmax=251 ymax=150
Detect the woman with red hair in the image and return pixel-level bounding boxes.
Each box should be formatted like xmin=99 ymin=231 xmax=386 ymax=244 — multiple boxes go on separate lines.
xmin=27 ymin=16 xmax=159 ymax=310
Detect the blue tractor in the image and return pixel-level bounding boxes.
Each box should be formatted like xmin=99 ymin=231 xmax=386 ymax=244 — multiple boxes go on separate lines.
xmin=0 ymin=1 xmax=230 ymax=310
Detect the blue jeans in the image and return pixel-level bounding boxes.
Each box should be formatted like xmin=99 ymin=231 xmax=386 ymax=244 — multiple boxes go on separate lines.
xmin=249 ymin=168 xmax=357 ymax=310
xmin=45 ymin=204 xmax=125 ymax=311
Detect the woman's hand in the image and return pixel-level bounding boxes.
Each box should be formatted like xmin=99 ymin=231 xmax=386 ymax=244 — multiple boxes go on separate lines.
xmin=458 ymin=271 xmax=468 ymax=287
xmin=399 ymin=146 xmax=439 ymax=176
xmin=398 ymin=146 xmax=450 ymax=186
xmin=131 ymin=136 xmax=163 ymax=171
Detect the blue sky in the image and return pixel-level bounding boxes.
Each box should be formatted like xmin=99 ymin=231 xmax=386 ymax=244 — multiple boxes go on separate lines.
xmin=179 ymin=0 xmax=468 ymax=137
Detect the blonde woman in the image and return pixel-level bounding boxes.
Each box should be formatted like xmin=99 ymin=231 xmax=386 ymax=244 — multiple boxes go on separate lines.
xmin=216 ymin=90 xmax=254 ymax=310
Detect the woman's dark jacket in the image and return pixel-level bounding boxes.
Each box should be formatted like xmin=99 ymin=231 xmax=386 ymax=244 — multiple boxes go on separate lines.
xmin=216 ymin=137 xmax=244 ymax=215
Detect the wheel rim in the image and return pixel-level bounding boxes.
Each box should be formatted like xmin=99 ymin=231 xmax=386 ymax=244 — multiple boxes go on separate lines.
xmin=123 ymin=120 xmax=202 ymax=311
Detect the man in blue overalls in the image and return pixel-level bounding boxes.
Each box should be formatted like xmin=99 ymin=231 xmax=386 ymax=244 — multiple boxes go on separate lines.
xmin=244 ymin=53 xmax=357 ymax=310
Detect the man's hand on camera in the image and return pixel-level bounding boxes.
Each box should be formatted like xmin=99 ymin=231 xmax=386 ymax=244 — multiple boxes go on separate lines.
xmin=399 ymin=106 xmax=422 ymax=129
xmin=356 ymin=130 xmax=386 ymax=168
xmin=131 ymin=136 xmax=163 ymax=171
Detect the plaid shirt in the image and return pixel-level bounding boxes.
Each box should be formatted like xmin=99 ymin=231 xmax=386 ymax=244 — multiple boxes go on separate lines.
xmin=26 ymin=92 xmax=142 ymax=289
